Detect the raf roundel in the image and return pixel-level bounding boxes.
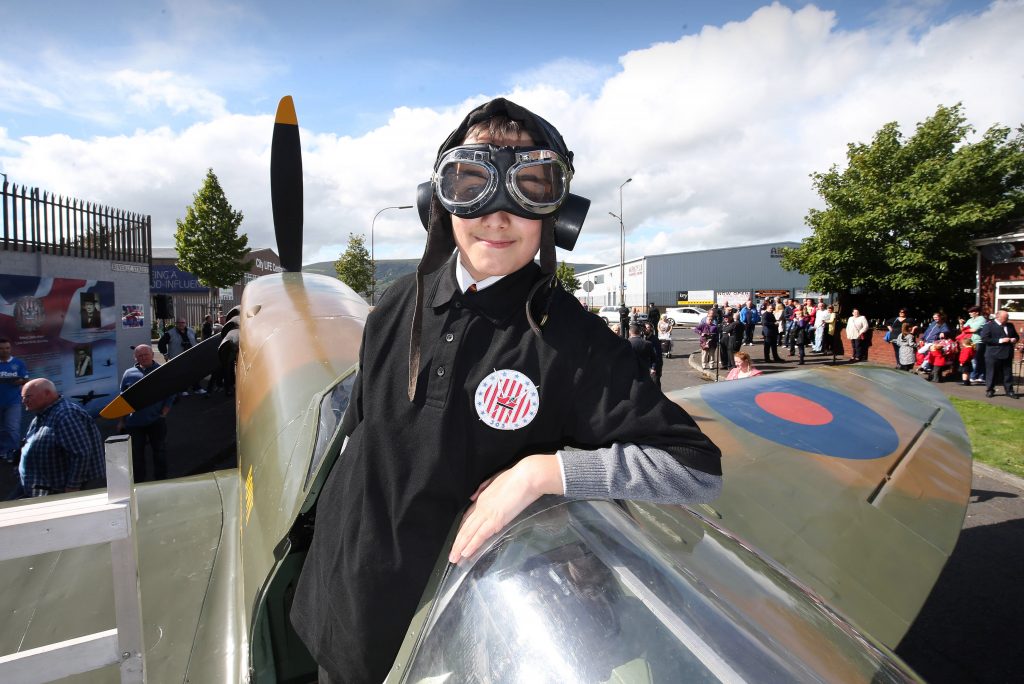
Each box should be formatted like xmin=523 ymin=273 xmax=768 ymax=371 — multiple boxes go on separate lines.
xmin=701 ymin=377 xmax=900 ymax=460
xmin=474 ymin=369 xmax=540 ymax=431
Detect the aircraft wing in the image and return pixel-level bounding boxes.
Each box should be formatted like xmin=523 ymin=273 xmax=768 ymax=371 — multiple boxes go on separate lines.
xmin=0 ymin=472 xmax=244 ymax=683
xmin=670 ymin=364 xmax=971 ymax=647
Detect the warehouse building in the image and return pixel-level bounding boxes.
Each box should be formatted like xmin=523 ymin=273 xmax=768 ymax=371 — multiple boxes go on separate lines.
xmin=151 ymin=247 xmax=282 ymax=327
xmin=574 ymin=242 xmax=815 ymax=309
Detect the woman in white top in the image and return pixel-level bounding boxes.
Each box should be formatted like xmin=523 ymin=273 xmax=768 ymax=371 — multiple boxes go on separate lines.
xmin=657 ymin=315 xmax=673 ymax=358
xmin=846 ymin=309 xmax=870 ymax=361
xmin=812 ymin=303 xmax=828 ymax=353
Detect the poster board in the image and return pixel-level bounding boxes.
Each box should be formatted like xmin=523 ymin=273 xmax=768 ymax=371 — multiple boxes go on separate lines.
xmin=0 ymin=274 xmax=118 ymax=415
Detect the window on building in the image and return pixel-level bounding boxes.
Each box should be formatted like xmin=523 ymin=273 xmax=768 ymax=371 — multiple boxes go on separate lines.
xmin=995 ymin=281 xmax=1024 ymax=319
xmin=594 ymin=274 xmax=604 ymax=284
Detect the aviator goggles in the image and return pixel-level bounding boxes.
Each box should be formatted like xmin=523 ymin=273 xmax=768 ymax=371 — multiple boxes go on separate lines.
xmin=433 ymin=144 xmax=572 ymax=219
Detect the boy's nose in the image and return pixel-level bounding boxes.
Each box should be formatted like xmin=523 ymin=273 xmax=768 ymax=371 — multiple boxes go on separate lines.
xmin=480 ymin=211 xmax=513 ymax=229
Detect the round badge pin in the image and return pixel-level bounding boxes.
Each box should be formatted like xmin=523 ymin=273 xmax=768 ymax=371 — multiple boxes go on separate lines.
xmin=475 ymin=369 xmax=539 ymax=430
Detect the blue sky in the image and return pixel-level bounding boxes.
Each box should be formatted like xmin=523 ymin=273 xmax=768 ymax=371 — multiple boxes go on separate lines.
xmin=1 ymin=0 xmax=1017 ymax=265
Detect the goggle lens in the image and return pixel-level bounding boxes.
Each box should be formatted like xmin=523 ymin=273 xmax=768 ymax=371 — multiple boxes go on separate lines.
xmin=438 ymin=162 xmax=493 ymax=205
xmin=511 ymin=162 xmax=566 ymax=206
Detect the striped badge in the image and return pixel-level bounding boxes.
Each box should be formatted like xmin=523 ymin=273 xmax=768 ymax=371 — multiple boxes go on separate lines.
xmin=474 ymin=369 xmax=539 ymax=430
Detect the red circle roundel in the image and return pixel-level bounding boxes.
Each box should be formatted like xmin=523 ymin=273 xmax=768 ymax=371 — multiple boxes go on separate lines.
xmin=475 ymin=369 xmax=539 ymax=430
xmin=701 ymin=377 xmax=899 ymax=459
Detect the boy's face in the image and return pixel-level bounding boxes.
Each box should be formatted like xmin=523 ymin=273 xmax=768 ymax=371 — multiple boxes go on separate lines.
xmin=450 ymin=128 xmax=542 ymax=281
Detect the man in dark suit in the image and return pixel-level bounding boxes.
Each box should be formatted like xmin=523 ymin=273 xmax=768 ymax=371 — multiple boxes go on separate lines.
xmin=980 ymin=309 xmax=1019 ymax=398
xmin=628 ymin=324 xmax=657 ymax=381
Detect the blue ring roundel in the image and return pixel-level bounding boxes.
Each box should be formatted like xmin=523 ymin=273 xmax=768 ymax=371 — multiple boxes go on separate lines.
xmin=700 ymin=378 xmax=899 ymax=460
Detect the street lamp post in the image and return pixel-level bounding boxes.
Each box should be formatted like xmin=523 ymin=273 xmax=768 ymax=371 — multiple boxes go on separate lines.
xmin=610 ymin=177 xmax=632 ymax=337
xmin=370 ymin=204 xmax=413 ymax=305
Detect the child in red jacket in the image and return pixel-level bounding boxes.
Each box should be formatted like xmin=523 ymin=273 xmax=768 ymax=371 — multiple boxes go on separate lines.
xmin=921 ymin=336 xmax=955 ymax=382
xmin=955 ymin=327 xmax=976 ymax=386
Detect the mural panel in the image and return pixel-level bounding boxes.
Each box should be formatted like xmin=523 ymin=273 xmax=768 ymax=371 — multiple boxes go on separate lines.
xmin=0 ymin=274 xmax=117 ymax=415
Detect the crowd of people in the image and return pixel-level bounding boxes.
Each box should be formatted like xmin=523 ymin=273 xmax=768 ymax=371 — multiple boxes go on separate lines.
xmin=625 ymin=297 xmax=1021 ymax=397
xmin=694 ymin=297 xmax=839 ymax=372
xmin=884 ymin=306 xmax=1020 ymax=398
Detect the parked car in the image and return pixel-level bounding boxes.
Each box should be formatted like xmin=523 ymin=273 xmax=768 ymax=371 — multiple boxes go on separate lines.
xmin=596 ymin=306 xmax=623 ymax=324
xmin=664 ymin=306 xmax=706 ymax=326
xmin=596 ymin=306 xmax=648 ymax=325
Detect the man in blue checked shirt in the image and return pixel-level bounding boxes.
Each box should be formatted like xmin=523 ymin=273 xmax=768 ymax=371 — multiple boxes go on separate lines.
xmin=16 ymin=378 xmax=104 ymax=498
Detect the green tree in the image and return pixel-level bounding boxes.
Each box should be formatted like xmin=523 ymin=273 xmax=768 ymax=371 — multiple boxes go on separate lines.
xmin=175 ymin=169 xmax=251 ymax=315
xmin=335 ymin=233 xmax=373 ymax=299
xmin=555 ymin=260 xmax=580 ymax=294
xmin=781 ymin=104 xmax=1024 ymax=313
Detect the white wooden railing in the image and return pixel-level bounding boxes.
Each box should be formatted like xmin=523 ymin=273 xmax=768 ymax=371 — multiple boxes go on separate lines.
xmin=0 ymin=435 xmax=146 ymax=683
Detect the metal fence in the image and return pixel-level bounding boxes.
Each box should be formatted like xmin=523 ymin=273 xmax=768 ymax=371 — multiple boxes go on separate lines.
xmin=1 ymin=178 xmax=151 ymax=263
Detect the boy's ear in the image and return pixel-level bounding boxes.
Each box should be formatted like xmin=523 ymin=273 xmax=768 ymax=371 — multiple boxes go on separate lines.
xmin=553 ymin=194 xmax=590 ymax=251
xmin=417 ymin=182 xmax=433 ymax=230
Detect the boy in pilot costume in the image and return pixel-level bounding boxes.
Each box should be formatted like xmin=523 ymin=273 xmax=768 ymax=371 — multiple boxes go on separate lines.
xmin=292 ymin=98 xmax=722 ymax=682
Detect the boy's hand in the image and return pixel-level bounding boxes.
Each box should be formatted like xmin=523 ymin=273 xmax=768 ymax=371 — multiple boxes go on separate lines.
xmin=449 ymin=453 xmax=563 ymax=564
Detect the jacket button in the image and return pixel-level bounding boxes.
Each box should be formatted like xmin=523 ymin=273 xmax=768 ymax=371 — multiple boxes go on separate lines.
xmin=436 ymin=366 xmax=445 ymax=377
xmin=454 ymin=301 xmax=463 ymax=309
xmin=444 ymin=333 xmax=455 ymax=343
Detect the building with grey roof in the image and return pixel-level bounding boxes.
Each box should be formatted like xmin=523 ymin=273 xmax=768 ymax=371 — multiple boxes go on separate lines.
xmin=574 ymin=242 xmax=815 ymax=309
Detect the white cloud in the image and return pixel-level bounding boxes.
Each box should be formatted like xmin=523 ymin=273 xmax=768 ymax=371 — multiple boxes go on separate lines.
xmin=108 ymin=70 xmax=228 ymax=118
xmin=3 ymin=1 xmax=1023 ymax=269
xmin=0 ymin=62 xmax=64 ymax=112
xmin=508 ymin=58 xmax=616 ymax=96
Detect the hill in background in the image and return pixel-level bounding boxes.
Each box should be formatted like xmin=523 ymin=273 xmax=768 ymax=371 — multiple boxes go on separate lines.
xmin=303 ymin=258 xmax=604 ymax=297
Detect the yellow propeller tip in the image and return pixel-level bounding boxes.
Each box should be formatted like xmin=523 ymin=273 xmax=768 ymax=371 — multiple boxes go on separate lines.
xmin=275 ymin=96 xmax=297 ymax=126
xmin=100 ymin=395 xmax=135 ymax=419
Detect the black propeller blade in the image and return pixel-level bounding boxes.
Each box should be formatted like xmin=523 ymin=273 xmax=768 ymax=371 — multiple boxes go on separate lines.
xmin=100 ymin=336 xmax=221 ymax=418
xmin=271 ymin=95 xmax=303 ymax=272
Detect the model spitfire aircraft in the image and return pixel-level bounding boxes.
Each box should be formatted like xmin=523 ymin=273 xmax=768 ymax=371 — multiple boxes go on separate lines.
xmin=0 ymin=97 xmax=971 ymax=683
xmin=71 ymin=390 xmax=112 ymax=406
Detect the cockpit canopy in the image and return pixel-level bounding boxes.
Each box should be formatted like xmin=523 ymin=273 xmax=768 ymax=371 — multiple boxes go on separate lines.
xmin=395 ymin=499 xmax=917 ymax=684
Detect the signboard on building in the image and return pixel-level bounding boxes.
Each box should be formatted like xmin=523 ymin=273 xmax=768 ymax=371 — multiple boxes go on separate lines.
xmin=254 ymin=255 xmax=283 ymax=273
xmin=112 ymin=262 xmax=148 ymax=274
xmin=756 ymin=289 xmax=791 ymax=300
xmin=151 ymin=265 xmax=207 ymax=293
xmin=677 ymin=290 xmax=714 ymax=306
xmin=716 ymin=291 xmax=751 ymax=307
xmin=795 ymin=290 xmax=829 ymax=301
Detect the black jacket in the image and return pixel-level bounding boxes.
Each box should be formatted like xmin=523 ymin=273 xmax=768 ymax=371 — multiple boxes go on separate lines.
xmin=629 ymin=335 xmax=656 ymax=373
xmin=980 ymin=320 xmax=1019 ymax=360
xmin=291 ymin=257 xmax=720 ymax=682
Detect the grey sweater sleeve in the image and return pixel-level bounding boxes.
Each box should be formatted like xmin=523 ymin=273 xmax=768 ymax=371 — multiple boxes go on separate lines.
xmin=557 ymin=443 xmax=722 ymax=504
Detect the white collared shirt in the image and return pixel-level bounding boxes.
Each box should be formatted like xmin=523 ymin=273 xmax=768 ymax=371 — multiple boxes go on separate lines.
xmin=455 ymin=257 xmax=505 ymax=294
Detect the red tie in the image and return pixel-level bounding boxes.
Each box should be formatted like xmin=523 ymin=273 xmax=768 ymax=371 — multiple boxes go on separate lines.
xmin=467 ymin=284 xmax=478 ymax=293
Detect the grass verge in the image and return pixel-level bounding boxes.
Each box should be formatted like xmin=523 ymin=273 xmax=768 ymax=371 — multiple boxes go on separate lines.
xmin=950 ymin=396 xmax=1024 ymax=478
